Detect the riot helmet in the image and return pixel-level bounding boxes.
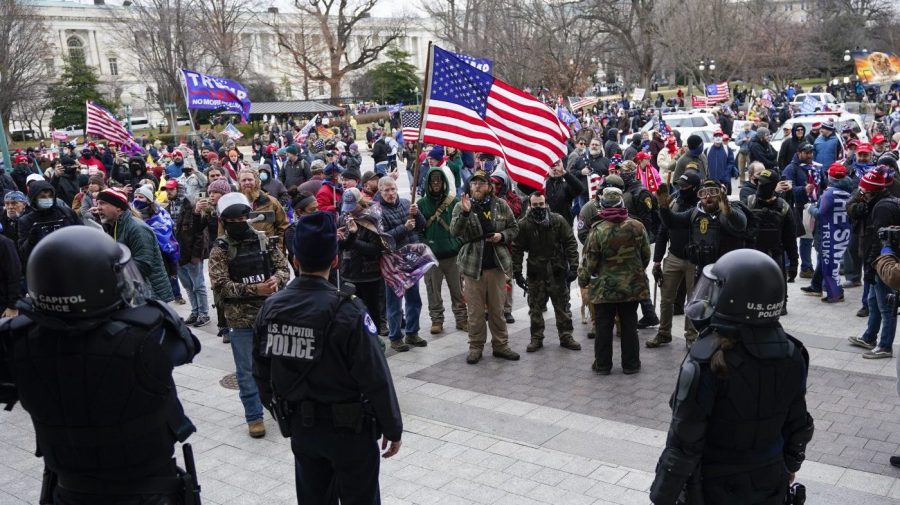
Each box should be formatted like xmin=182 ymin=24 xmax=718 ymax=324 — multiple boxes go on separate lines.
xmin=27 ymin=226 xmax=152 ymax=318
xmin=685 ymin=249 xmax=785 ymax=329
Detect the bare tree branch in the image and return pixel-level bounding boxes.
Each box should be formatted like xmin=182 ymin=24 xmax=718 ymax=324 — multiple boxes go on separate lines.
xmin=0 ymin=0 xmax=52 ymax=141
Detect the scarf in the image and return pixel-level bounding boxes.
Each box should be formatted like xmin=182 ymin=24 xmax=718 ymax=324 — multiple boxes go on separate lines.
xmin=599 ymin=207 xmax=628 ymax=223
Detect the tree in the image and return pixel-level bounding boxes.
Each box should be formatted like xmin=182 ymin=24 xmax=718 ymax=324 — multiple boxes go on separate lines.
xmin=370 ymin=48 xmax=419 ymax=104
xmin=108 ymin=0 xmax=206 ymax=132
xmin=245 ymin=73 xmax=281 ymax=102
xmin=47 ymin=57 xmax=115 ymax=129
xmin=579 ymin=0 xmax=660 ymax=91
xmin=270 ymin=0 xmax=407 ymax=100
xmin=195 ymin=0 xmax=258 ymax=80
xmin=0 ymin=0 xmax=52 ymax=142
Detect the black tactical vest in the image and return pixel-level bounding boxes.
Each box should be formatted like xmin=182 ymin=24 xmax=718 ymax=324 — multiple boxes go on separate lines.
xmin=221 ymin=237 xmax=273 ymax=285
xmin=5 ymin=306 xmax=184 ymax=480
xmin=747 ymin=195 xmax=789 ymax=255
xmin=687 ymin=211 xmax=722 ymax=267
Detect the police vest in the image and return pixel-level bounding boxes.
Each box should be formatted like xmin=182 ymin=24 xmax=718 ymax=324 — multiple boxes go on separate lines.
xmin=258 ymin=289 xmax=352 ymax=400
xmin=746 ymin=195 xmax=790 ymax=254
xmin=218 ymin=236 xmax=273 ymax=286
xmin=3 ymin=304 xmax=187 ymax=480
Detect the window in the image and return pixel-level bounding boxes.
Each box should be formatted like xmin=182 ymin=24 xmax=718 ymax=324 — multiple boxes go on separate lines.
xmin=67 ymin=36 xmax=85 ymax=62
xmin=108 ymin=57 xmax=118 ymax=76
xmin=317 ymin=83 xmax=324 ymax=95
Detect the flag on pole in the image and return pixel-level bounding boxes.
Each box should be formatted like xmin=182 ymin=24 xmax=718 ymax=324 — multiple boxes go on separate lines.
xmin=691 ymin=96 xmax=709 ymax=108
xmin=568 ymin=96 xmax=599 ymax=111
xmin=316 ymin=125 xmax=335 ymax=140
xmin=420 ymin=45 xmax=569 ymax=190
xmin=400 ymin=110 xmax=421 ymax=142
xmin=294 ymin=115 xmax=319 ymax=143
xmin=555 ymin=105 xmax=581 ymax=132
xmin=222 ymin=123 xmax=243 ymax=140
xmin=85 ymin=101 xmax=133 ymax=145
xmin=704 ymin=82 xmax=731 ymax=103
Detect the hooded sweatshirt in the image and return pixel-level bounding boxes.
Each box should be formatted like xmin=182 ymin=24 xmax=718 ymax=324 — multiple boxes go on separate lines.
xmin=417 ymin=165 xmax=462 ymax=259
xmin=778 ymin=124 xmax=807 ymax=170
xmin=16 ymin=181 xmax=82 ymax=264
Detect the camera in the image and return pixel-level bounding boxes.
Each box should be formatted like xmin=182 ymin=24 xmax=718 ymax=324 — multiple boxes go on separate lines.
xmin=877 ymin=226 xmax=900 ymax=250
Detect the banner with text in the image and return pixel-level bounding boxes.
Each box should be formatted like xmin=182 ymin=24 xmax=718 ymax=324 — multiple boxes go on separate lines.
xmin=181 ymin=69 xmax=251 ymax=123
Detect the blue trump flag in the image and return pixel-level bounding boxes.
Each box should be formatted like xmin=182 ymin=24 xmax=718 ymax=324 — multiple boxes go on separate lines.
xmin=181 ymin=69 xmax=251 ymax=123
xmin=818 ymin=186 xmax=851 ymax=300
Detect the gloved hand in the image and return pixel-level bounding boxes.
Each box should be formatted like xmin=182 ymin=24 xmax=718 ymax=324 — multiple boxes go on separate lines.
xmin=566 ymin=266 xmax=577 ymax=283
xmin=788 ymin=263 xmax=798 ymax=282
xmin=652 ymin=263 xmax=663 ymax=285
xmin=718 ymin=192 xmax=731 ymax=214
xmin=656 ymin=183 xmax=670 ymax=209
xmin=514 ymin=273 xmax=528 ymax=292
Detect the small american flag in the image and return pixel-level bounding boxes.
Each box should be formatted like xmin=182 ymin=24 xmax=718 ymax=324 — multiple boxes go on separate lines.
xmin=421 ymin=45 xmax=568 ymax=190
xmin=705 ymin=82 xmax=730 ymax=103
xmin=568 ymin=96 xmax=599 ymax=111
xmin=316 ymin=125 xmax=335 ymax=140
xmin=400 ymin=110 xmax=421 ymax=142
xmin=587 ymin=173 xmax=603 ymax=200
xmin=85 ymin=101 xmax=133 ymax=145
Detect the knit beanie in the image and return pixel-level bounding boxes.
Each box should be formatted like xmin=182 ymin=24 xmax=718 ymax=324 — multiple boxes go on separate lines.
xmin=599 ymin=187 xmax=624 ymax=208
xmin=859 ymin=167 xmax=888 ymax=192
xmin=208 ymin=179 xmax=232 ymax=195
xmin=294 ymin=211 xmax=338 ymax=271
xmin=96 ymin=188 xmax=130 ymax=211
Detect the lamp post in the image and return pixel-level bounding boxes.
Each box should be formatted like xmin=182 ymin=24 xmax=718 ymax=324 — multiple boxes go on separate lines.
xmin=0 ymin=71 xmax=10 ymax=172
xmin=415 ymin=86 xmax=420 ymax=107
xmin=164 ymin=103 xmax=177 ymax=135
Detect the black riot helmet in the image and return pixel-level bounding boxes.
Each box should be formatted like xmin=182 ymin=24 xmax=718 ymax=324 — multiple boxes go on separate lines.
xmin=27 ymin=226 xmax=152 ymax=319
xmin=685 ymin=249 xmax=785 ymax=328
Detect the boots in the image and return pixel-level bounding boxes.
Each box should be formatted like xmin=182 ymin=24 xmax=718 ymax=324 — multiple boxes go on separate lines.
xmin=646 ymin=333 xmax=672 ymax=348
xmin=559 ymin=336 xmax=581 ymax=350
xmin=526 ymin=337 xmax=543 ymax=352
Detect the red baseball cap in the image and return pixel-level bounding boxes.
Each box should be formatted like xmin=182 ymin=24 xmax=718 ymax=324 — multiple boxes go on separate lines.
xmin=165 ymin=179 xmax=178 ymax=189
xmin=811 ymin=122 xmax=822 ymax=129
xmin=827 ymin=162 xmax=847 ymax=179
xmin=871 ymin=134 xmax=886 ymax=145
xmin=635 ymin=151 xmax=652 ymax=161
xmin=856 ymin=143 xmax=873 ymax=154
xmin=847 ymin=139 xmax=860 ymax=148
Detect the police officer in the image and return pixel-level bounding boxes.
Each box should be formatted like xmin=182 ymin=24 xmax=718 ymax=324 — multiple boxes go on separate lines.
xmin=209 ymin=192 xmax=291 ymax=438
xmin=746 ymin=169 xmax=798 ymax=314
xmin=0 ymin=226 xmax=200 ymax=505
xmin=513 ymin=191 xmax=581 ymax=353
xmin=657 ymin=179 xmax=748 ymax=275
xmin=253 ymin=211 xmax=402 ymax=505
xmin=649 ymin=249 xmax=814 ymax=505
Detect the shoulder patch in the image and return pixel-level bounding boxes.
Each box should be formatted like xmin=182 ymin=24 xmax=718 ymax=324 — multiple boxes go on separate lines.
xmin=644 ymin=197 xmax=652 ymax=209
xmin=363 ymin=312 xmax=378 ymax=336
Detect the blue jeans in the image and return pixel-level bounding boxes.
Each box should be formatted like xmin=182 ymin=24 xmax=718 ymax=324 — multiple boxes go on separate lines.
xmin=861 ymin=278 xmax=897 ymax=350
xmin=799 ymin=238 xmax=813 ymax=271
xmin=375 ymin=161 xmax=388 ymax=176
xmin=169 ymin=275 xmax=181 ymax=298
xmin=385 ymin=282 xmax=422 ymax=341
xmin=228 ymin=328 xmax=264 ymax=423
xmin=177 ymin=262 xmax=209 ymax=316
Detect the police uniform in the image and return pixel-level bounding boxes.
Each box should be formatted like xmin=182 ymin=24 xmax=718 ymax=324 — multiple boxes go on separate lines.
xmin=253 ymin=211 xmax=402 ymax=505
xmin=650 ymin=250 xmax=814 ymax=505
xmin=0 ymin=226 xmax=200 ymax=505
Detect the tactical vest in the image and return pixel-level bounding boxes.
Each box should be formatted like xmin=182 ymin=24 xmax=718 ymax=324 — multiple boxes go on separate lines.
xmin=687 ymin=211 xmax=722 ymax=267
xmin=746 ymin=195 xmax=789 ymax=256
xmin=218 ymin=236 xmax=274 ymax=286
xmin=4 ymin=304 xmax=188 ymax=480
xmin=33 ymin=215 xmax=65 ymax=242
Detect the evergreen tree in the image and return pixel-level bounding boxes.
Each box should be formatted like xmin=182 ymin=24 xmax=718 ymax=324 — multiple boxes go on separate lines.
xmin=48 ymin=57 xmax=115 ymax=129
xmin=370 ymin=48 xmax=420 ymax=105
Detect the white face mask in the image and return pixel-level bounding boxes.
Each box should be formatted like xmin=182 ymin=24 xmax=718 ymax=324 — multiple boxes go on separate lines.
xmin=37 ymin=198 xmax=54 ymax=210
xmin=713 ymin=137 xmax=723 ymax=146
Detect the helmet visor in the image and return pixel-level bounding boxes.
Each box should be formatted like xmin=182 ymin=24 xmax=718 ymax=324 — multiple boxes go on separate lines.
xmin=117 ymin=245 xmax=153 ymax=308
xmin=684 ymin=264 xmax=722 ymax=322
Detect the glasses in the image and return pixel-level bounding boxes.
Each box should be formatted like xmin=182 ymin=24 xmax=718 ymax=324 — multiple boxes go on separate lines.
xmin=698 ymin=187 xmax=721 ymax=198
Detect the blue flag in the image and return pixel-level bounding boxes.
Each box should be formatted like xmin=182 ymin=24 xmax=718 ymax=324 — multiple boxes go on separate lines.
xmin=818 ymin=187 xmax=851 ymax=300
xmin=556 ymin=105 xmax=581 ymax=131
xmin=182 ymin=69 xmax=251 ymax=123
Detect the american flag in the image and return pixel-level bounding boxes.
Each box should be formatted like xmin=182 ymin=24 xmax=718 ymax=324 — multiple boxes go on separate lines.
xmin=568 ymin=96 xmax=599 ymax=111
xmin=222 ymin=123 xmax=243 ymax=140
xmin=85 ymin=101 xmax=133 ymax=145
xmin=421 ymin=45 xmax=568 ymax=190
xmin=400 ymin=110 xmax=421 ymax=142
xmin=705 ymin=82 xmax=730 ymax=103
xmin=316 ymin=124 xmax=335 ymax=140
xmin=587 ymin=173 xmax=603 ymax=200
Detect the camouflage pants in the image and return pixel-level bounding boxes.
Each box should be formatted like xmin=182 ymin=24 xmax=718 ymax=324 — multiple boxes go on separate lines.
xmin=527 ymin=276 xmax=573 ymax=341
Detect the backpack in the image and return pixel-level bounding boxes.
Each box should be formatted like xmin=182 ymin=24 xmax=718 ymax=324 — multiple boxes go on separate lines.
xmin=727 ymin=199 xmax=758 ymax=248
xmin=745 ymin=195 xmax=790 ymax=252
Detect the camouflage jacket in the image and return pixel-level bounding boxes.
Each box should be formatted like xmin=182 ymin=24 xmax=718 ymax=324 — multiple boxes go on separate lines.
xmin=578 ymin=213 xmax=651 ymax=304
xmin=450 ymin=196 xmax=518 ymax=279
xmin=209 ymin=233 xmax=291 ymax=328
xmin=513 ymin=211 xmax=578 ymax=280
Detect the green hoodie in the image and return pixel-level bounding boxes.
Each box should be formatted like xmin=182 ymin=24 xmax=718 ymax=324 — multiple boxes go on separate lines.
xmin=416 ymin=165 xmax=461 ymax=259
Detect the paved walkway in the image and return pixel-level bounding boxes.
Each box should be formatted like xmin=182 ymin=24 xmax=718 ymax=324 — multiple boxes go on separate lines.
xmin=2 ymin=148 xmax=900 ymax=504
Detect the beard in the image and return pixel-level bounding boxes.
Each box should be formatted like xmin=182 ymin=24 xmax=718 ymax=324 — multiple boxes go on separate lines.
xmin=241 ymin=187 xmax=260 ymax=202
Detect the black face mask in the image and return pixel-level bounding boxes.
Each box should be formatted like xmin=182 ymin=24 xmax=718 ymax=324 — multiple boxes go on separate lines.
xmin=529 ymin=207 xmax=548 ymax=223
xmin=224 ymin=221 xmax=256 ymax=241
xmin=757 ymin=183 xmax=776 ymax=200
xmin=64 ymin=165 xmax=77 ymax=175
xmin=83 ymin=153 xmax=92 ymax=159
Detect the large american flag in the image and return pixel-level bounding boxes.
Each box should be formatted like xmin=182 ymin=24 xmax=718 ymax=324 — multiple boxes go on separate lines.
xmin=400 ymin=110 xmax=421 ymax=142
xmin=568 ymin=96 xmax=599 ymax=111
xmin=85 ymin=101 xmax=133 ymax=145
xmin=421 ymin=45 xmax=569 ymax=190
xmin=705 ymin=82 xmax=730 ymax=103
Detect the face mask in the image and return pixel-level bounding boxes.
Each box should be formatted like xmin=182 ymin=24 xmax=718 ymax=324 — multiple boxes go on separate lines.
xmin=82 ymin=153 xmax=92 ymax=159
xmin=620 ymin=172 xmax=636 ymax=186
xmin=260 ymin=172 xmax=269 ymax=182
xmin=64 ymin=165 xmax=77 ymax=175
xmin=36 ymin=198 xmax=54 ymax=210
xmin=224 ymin=221 xmax=256 ymax=241
xmin=529 ymin=207 xmax=548 ymax=222
xmin=757 ymin=183 xmax=776 ymax=200
xmin=713 ymin=137 xmax=723 ymax=146
xmin=132 ymin=199 xmax=149 ymax=210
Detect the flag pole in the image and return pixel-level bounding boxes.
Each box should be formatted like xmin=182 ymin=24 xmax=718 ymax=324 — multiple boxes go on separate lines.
xmin=411 ymin=41 xmax=435 ymax=203
xmin=179 ymin=70 xmax=199 ymax=146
